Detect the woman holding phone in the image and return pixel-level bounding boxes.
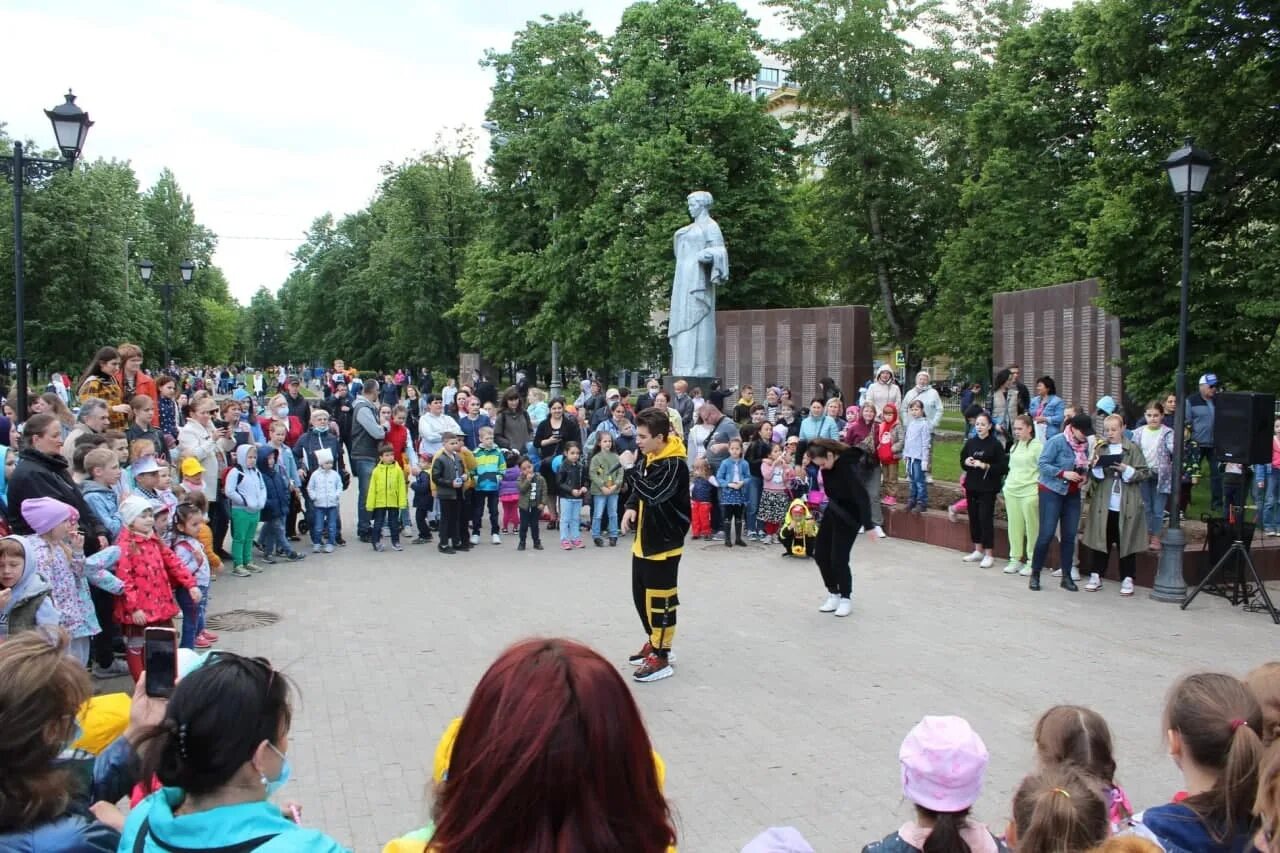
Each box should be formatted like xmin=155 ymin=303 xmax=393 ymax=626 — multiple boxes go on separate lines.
xmin=1079 ymin=413 xmax=1151 ymax=596
xmin=119 ymin=651 xmax=348 ymax=852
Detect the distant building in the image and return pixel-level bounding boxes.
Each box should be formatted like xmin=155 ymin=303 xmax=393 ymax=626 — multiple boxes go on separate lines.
xmin=732 ymin=63 xmax=792 ymax=98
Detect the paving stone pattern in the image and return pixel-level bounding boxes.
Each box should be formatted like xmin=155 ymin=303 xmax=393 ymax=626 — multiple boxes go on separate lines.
xmin=196 ymin=493 xmax=1278 ymax=851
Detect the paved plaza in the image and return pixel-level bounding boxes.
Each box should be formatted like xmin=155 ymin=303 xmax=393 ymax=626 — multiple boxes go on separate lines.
xmin=161 ymin=494 xmax=1279 ymax=851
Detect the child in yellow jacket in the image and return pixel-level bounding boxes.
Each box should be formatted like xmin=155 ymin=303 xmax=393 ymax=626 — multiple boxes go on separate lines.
xmin=366 ymin=443 xmax=408 ymax=552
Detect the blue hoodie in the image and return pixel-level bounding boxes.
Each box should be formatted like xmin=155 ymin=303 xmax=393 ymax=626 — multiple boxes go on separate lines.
xmin=256 ymin=444 xmax=290 ymax=521
xmin=0 ymin=533 xmax=59 ymax=638
xmin=225 ymin=445 xmax=267 ymax=512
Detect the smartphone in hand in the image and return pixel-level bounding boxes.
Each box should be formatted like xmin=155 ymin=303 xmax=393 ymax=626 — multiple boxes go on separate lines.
xmin=143 ymin=627 xmax=178 ymax=698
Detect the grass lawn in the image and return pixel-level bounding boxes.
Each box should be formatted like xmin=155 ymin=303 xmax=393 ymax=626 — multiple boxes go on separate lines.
xmin=926 ymin=435 xmax=1216 ymax=519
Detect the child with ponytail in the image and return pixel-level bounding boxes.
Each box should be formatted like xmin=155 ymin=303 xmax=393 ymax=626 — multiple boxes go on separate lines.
xmin=1034 ymin=704 xmax=1132 ymax=832
xmin=1010 ymin=766 xmax=1110 ymax=852
xmin=862 ymin=716 xmax=1009 ymax=852
xmin=1129 ymin=672 xmax=1264 ymax=852
xmin=1255 ymin=742 xmax=1280 ymax=852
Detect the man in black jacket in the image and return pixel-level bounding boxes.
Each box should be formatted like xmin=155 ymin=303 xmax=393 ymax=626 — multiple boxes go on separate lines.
xmin=294 ymin=407 xmax=350 ymax=546
xmin=621 ymin=408 xmax=690 ymax=684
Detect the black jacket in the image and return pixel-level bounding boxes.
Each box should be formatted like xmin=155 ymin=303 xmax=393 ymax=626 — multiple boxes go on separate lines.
xmin=7 ymin=448 xmax=107 ymax=553
xmin=533 ymin=416 xmax=581 ymax=462
xmin=293 ymin=429 xmax=349 ymax=489
xmin=817 ymin=450 xmax=873 ymax=531
xmin=625 ymin=443 xmax=691 ymax=558
xmin=285 ymin=390 xmax=311 ymax=426
xmin=556 ymin=459 xmax=587 ymax=499
xmin=960 ymin=433 xmax=1008 ymax=493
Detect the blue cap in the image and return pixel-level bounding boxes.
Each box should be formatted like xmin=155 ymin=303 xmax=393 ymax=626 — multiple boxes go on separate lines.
xmin=1198 ymin=373 xmax=1218 ymax=387
xmin=1095 ymin=395 xmax=1117 ymax=415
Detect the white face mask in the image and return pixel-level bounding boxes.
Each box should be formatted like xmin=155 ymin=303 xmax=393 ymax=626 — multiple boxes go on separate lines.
xmin=275 ymin=406 xmax=289 ymax=418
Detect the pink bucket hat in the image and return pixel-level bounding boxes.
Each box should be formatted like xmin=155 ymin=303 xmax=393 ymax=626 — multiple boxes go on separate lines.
xmin=900 ymin=716 xmax=989 ymax=813
xmin=20 ymin=497 xmax=78 ymax=534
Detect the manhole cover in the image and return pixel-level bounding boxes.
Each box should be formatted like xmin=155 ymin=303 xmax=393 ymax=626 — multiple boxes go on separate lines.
xmin=204 ymin=610 xmax=281 ymax=632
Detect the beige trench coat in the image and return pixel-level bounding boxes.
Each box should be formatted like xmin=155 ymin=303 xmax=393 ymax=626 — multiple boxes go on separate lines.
xmin=1081 ymin=437 xmax=1152 ymax=558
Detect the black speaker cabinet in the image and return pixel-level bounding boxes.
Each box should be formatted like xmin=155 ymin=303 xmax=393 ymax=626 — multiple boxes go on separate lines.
xmin=1214 ymin=392 xmax=1275 ymax=465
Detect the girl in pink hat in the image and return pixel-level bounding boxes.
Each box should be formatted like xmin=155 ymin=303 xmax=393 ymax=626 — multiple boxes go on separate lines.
xmin=19 ymin=496 xmax=122 ymax=665
xmin=862 ymin=716 xmax=1008 ymax=852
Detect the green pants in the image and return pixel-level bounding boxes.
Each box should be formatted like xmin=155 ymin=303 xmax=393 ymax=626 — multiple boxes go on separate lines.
xmin=231 ymin=507 xmax=261 ymax=567
xmin=1004 ymin=491 xmax=1039 ymax=563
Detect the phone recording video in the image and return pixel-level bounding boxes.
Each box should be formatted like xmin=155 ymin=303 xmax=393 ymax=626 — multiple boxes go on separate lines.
xmin=143 ymin=627 xmax=178 ymax=698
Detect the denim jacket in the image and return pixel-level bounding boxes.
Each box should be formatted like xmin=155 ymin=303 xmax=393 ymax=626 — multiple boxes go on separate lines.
xmin=1037 ymin=432 xmax=1083 ymax=495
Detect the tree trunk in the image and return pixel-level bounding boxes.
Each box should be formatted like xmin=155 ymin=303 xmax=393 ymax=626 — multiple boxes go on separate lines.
xmin=848 ymin=106 xmax=905 ymax=343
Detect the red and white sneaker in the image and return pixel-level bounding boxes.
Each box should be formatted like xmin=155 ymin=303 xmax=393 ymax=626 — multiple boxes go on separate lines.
xmin=195 ymin=634 xmax=213 ymax=649
xmin=633 ymin=653 xmax=674 ymax=682
xmin=200 ymin=629 xmax=219 ymax=642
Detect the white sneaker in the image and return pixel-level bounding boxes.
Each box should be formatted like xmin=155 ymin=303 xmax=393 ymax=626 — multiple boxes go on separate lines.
xmin=1003 ymin=560 xmax=1022 ymax=575
xmin=818 ymin=594 xmax=840 ymax=613
xmin=1084 ymin=573 xmax=1102 ymax=592
xmin=491 ymin=533 xmax=501 ymax=545
xmin=872 ymin=525 xmax=887 ymax=539
xmin=470 ymin=533 xmax=479 ymax=545
xmin=834 ymin=598 xmax=853 ymax=617
xmin=979 ymin=555 xmax=994 ymax=569
xmin=962 ymin=550 xmax=983 ymax=563
xmin=1072 ymin=566 xmax=1081 ymax=582
xmin=1019 ymin=564 xmax=1032 ymax=577
xmin=1051 ymin=567 xmax=1062 ymax=577
xmin=1120 ymin=577 xmax=1135 ymax=596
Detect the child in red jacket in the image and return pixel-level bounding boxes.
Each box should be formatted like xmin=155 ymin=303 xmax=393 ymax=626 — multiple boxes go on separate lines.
xmin=113 ymin=494 xmax=200 ymax=681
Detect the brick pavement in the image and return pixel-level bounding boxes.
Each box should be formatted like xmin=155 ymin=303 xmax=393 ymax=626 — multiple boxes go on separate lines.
xmin=179 ymin=494 xmax=1278 ymax=851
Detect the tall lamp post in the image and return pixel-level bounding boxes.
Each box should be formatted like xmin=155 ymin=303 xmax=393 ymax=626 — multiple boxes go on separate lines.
xmin=0 ymin=91 xmax=94 ymax=421
xmin=138 ymin=259 xmax=196 ymax=371
xmin=1151 ymin=137 xmax=1213 ymax=603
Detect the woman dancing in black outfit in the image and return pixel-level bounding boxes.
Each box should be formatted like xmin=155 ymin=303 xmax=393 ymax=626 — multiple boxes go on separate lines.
xmin=805 ymin=438 xmax=880 ymax=617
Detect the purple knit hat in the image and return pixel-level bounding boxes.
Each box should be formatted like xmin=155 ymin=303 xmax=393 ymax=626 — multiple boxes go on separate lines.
xmin=20 ymin=497 xmax=78 ymax=534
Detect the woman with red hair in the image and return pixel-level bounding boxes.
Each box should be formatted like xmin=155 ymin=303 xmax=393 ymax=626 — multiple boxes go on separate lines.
xmin=384 ymin=637 xmax=677 ymax=853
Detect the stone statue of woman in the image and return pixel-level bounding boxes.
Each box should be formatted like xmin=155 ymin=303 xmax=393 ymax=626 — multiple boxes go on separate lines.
xmin=668 ymin=191 xmax=729 ymax=378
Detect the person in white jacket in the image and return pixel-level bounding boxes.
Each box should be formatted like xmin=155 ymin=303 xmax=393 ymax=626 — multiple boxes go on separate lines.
xmin=902 ymin=371 xmax=943 ymax=429
xmin=305 ymin=448 xmax=343 ymax=553
xmin=864 ymin=366 xmax=902 ymax=416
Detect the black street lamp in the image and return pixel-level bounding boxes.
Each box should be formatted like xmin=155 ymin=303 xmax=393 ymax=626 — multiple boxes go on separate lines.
xmin=139 ymin=258 xmax=196 ymax=370
xmin=0 ymin=91 xmax=93 ymax=421
xmin=1151 ymin=137 xmax=1213 ymax=603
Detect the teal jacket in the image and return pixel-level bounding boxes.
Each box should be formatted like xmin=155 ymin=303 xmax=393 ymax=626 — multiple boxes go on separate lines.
xmin=119 ymin=789 xmax=350 ymax=853
xmin=472 ymin=444 xmax=505 ymax=492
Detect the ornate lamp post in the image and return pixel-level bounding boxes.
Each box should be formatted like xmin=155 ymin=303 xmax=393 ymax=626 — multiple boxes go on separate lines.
xmin=138 ymin=259 xmax=196 ymax=370
xmin=1151 ymin=137 xmax=1213 ymax=603
xmin=1 ymin=91 xmax=93 ymax=420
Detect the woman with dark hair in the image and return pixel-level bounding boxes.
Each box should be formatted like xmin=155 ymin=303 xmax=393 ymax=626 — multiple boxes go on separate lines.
xmin=76 ymin=346 xmax=131 ymax=432
xmin=533 ymin=398 xmax=581 ymax=530
xmin=119 ymin=651 xmax=347 ymax=851
xmin=386 ymin=637 xmax=677 ymax=852
xmin=403 ymin=385 xmax=422 ymax=444
xmin=0 ymin=627 xmax=150 ymax=851
xmin=805 ymin=438 xmax=878 ymax=617
xmin=1029 ymin=376 xmax=1064 ymax=442
xmin=990 ymin=368 xmax=1017 ymax=444
xmin=959 ymin=412 xmax=1008 ymax=569
xmin=493 ymin=387 xmax=533 ymax=458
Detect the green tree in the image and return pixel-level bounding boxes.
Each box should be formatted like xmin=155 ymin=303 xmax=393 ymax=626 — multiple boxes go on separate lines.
xmin=767 ymin=0 xmax=1020 ymax=361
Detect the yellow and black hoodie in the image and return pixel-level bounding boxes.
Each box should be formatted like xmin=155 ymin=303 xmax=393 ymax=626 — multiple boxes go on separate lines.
xmin=627 ymin=433 xmax=691 ymax=560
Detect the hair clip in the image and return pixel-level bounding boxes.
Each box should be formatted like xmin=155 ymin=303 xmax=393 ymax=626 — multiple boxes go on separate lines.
xmin=178 ymin=722 xmax=190 ymax=758
xmin=1052 ymin=788 xmax=1071 ymax=799
xmin=1230 ymin=718 xmax=1248 ymax=732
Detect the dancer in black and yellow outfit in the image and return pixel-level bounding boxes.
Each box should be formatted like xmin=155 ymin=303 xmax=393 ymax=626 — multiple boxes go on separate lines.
xmin=621 ymin=408 xmax=691 ymax=683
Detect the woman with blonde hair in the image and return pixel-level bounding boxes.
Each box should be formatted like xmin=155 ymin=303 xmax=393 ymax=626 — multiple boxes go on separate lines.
xmin=0 ymin=627 xmax=148 ymax=850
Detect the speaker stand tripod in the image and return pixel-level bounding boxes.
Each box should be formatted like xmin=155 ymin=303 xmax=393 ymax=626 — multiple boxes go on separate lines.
xmin=1182 ymin=529 xmax=1280 ymax=624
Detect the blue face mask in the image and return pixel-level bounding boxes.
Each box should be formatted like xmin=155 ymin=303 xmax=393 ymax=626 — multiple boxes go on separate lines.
xmin=262 ymin=742 xmax=291 ymax=797
xmin=313 ymin=425 xmax=328 ymax=434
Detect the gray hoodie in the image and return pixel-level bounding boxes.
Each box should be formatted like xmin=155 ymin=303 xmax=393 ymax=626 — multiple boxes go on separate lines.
xmin=0 ymin=534 xmax=58 ymax=638
xmin=224 ymin=445 xmax=267 ymax=512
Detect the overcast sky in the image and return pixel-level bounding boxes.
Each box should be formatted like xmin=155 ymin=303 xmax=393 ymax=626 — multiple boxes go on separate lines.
xmin=0 ymin=0 xmax=1067 ymax=304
